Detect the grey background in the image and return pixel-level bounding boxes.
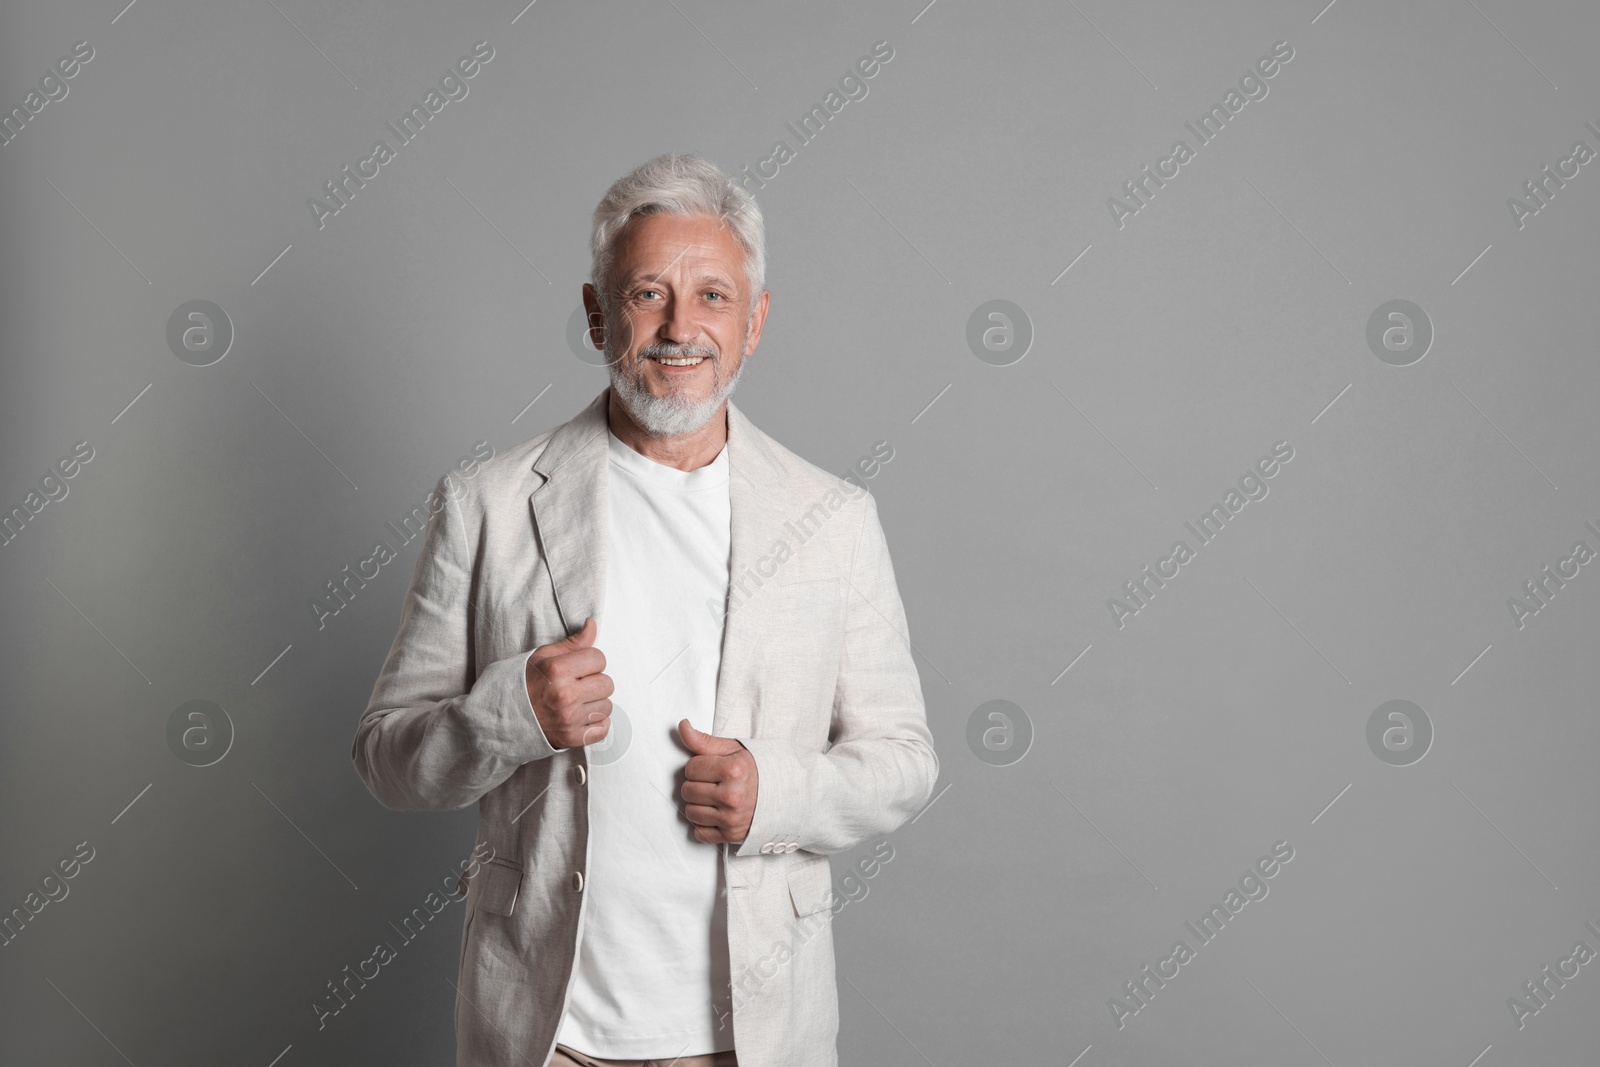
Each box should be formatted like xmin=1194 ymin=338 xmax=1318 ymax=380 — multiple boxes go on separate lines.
xmin=2 ymin=1 xmax=1597 ymax=1064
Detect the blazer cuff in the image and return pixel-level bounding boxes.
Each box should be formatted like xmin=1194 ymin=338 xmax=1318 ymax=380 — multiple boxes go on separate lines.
xmin=733 ymin=737 xmax=808 ymax=857
xmin=510 ymin=648 xmax=564 ymax=758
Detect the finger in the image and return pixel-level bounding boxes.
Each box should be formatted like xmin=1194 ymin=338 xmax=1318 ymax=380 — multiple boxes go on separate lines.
xmin=527 ymin=646 xmax=588 ymax=688
xmin=536 ymin=664 xmax=610 ymax=713
xmin=558 ymin=670 xmax=613 ymax=705
xmin=575 ymin=712 xmax=611 ymax=746
xmin=682 ymin=754 xmax=725 ymax=783
xmin=546 ymin=646 xmax=608 ymax=680
xmin=680 ymin=780 xmax=722 ymax=808
xmin=682 ymin=802 xmax=724 ymax=828
xmin=576 ymin=698 xmax=613 ymax=725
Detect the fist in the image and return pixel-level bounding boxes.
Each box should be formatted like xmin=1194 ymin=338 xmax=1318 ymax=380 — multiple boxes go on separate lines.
xmin=525 ymin=617 xmax=614 ymax=750
xmin=678 ymin=719 xmax=759 ymax=845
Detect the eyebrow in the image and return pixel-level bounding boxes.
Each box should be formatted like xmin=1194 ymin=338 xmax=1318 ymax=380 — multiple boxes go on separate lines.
xmin=622 ymin=269 xmax=739 ymax=292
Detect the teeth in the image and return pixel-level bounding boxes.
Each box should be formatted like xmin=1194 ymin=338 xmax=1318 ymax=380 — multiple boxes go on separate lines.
xmin=654 ymin=356 xmax=704 ymax=366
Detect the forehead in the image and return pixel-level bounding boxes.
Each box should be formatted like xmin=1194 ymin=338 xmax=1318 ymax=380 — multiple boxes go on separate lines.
xmin=614 ymin=212 xmax=747 ymax=286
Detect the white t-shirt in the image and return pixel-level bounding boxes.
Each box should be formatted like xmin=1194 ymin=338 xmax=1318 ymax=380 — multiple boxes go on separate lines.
xmin=554 ymin=427 xmax=734 ymax=1058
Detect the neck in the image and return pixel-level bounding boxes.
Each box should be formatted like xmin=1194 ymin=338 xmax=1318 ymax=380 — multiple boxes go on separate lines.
xmin=606 ymin=390 xmax=729 ymax=471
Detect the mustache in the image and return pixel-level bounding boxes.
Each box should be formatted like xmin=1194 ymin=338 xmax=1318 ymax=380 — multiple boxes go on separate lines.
xmin=637 ymin=341 xmax=718 ymax=360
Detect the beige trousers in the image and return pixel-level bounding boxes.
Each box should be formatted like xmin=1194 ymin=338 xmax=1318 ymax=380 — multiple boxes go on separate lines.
xmin=550 ymin=1042 xmax=738 ymax=1067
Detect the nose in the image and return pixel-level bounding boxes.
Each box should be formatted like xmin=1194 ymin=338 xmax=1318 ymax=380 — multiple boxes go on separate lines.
xmin=661 ymin=292 xmax=700 ymax=348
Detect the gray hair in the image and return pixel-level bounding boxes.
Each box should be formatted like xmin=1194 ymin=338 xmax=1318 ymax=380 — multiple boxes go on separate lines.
xmin=589 ymin=153 xmax=766 ymax=317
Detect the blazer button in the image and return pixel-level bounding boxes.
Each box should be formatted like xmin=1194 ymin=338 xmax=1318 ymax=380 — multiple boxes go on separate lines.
xmin=784 ymin=843 xmax=799 ymax=853
xmin=759 ymin=843 xmax=773 ymax=854
xmin=576 ymin=765 xmax=587 ymax=785
xmin=573 ymin=871 xmax=584 ymax=892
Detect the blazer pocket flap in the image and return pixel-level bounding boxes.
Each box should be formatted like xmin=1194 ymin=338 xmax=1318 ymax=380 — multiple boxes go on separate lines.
xmin=787 ymin=856 xmax=833 ymax=917
xmin=467 ymin=858 xmax=523 ymax=917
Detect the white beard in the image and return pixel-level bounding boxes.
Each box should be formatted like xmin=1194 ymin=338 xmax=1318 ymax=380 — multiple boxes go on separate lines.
xmin=608 ymin=341 xmax=745 ymax=437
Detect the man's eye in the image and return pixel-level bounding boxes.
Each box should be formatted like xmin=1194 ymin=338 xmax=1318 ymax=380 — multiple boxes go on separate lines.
xmin=706 ymin=292 xmax=726 ymax=301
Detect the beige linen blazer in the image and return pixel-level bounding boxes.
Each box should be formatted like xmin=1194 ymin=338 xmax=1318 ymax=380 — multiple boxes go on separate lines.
xmin=353 ymin=387 xmax=938 ymax=1067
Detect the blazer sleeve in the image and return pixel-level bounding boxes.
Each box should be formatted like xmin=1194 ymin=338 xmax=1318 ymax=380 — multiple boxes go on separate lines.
xmin=352 ymin=473 xmax=561 ymax=812
xmin=733 ymin=490 xmax=939 ymax=857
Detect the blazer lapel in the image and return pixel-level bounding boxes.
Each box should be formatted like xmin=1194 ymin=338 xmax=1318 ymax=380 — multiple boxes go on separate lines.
xmin=713 ymin=398 xmax=794 ymax=739
xmin=527 ymin=387 xmax=797 ymax=740
xmin=528 ymin=389 xmax=611 ymax=635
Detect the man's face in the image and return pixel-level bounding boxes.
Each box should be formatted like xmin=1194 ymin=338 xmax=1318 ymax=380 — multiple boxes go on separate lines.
xmin=585 ymin=212 xmax=769 ymax=437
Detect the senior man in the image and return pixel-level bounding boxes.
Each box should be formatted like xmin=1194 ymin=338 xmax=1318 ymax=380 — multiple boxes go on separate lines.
xmin=353 ymin=152 xmax=938 ymax=1067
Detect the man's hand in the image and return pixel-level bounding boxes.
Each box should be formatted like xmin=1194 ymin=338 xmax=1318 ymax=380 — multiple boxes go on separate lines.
xmin=678 ymin=720 xmax=758 ymax=845
xmin=525 ymin=617 xmax=614 ymax=750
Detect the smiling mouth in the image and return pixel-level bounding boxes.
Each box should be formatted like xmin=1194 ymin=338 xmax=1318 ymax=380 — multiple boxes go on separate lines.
xmin=647 ymin=355 xmax=708 ymax=367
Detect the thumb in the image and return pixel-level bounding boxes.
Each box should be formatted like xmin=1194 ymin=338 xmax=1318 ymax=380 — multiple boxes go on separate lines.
xmin=563 ymin=616 xmax=598 ymax=649
xmin=536 ymin=616 xmax=596 ymax=660
xmin=679 ymin=718 xmax=741 ymax=756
